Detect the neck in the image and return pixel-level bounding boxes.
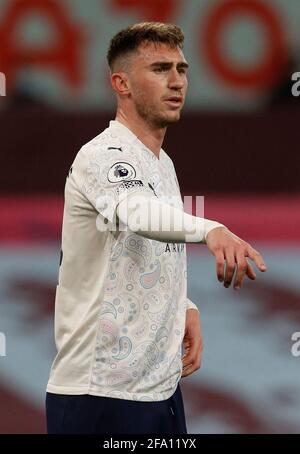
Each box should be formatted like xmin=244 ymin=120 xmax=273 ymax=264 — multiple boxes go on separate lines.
xmin=115 ymin=108 xmax=166 ymax=159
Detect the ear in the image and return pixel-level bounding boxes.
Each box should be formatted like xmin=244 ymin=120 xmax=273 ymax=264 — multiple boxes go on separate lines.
xmin=111 ymin=72 xmax=131 ymax=96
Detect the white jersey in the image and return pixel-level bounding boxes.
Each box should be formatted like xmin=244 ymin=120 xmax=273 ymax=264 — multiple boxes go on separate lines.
xmin=47 ymin=120 xmax=198 ymax=401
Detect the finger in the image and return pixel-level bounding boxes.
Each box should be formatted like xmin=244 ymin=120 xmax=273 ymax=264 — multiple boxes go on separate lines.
xmin=224 ymin=251 xmax=236 ymax=288
xmin=247 ymin=248 xmax=267 ymax=272
xmin=182 ymin=349 xmax=195 ymax=368
xmin=181 ymin=352 xmax=191 ymax=368
xmin=233 ymin=252 xmax=248 ymax=289
xmin=245 ymin=261 xmax=256 ymax=280
xmin=182 ymin=354 xmax=202 ymax=377
xmin=181 ymin=364 xmax=196 ymax=378
xmin=182 ymin=342 xmax=202 ymax=368
xmin=215 ymin=249 xmax=225 ymax=282
xmin=182 ymin=360 xmax=200 ymax=377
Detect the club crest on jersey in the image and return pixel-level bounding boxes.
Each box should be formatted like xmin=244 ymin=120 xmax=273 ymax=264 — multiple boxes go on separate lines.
xmin=108 ymin=162 xmax=136 ymax=183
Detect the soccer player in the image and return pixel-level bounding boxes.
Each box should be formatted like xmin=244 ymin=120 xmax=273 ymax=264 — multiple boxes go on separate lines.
xmin=46 ymin=22 xmax=267 ymax=434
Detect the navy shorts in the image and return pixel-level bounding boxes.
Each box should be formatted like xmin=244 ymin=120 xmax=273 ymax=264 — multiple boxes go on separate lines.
xmin=46 ymin=385 xmax=187 ymax=435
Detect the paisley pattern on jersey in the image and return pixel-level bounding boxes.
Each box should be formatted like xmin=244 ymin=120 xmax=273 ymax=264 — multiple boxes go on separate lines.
xmin=87 ymin=122 xmax=189 ymax=401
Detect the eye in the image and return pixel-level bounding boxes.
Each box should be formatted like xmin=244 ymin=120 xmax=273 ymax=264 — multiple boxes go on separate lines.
xmin=153 ymin=67 xmax=168 ymax=73
xmin=178 ymin=68 xmax=187 ymax=75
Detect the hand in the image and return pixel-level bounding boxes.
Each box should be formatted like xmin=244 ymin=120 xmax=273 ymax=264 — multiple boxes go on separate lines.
xmin=181 ymin=308 xmax=203 ymax=378
xmin=206 ymin=227 xmax=267 ymax=289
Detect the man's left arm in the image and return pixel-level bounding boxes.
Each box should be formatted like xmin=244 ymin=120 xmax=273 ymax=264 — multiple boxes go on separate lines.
xmin=186 ymin=298 xmax=199 ymax=312
xmin=182 ymin=299 xmax=203 ymax=378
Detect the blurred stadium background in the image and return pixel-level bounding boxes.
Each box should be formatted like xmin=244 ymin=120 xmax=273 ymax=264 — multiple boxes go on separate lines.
xmin=0 ymin=0 xmax=300 ymax=434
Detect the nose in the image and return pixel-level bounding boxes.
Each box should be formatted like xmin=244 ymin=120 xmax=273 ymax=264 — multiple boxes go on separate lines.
xmin=168 ymin=68 xmax=185 ymax=90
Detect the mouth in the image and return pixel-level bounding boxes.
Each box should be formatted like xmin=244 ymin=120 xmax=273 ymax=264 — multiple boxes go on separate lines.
xmin=164 ymin=97 xmax=183 ymax=108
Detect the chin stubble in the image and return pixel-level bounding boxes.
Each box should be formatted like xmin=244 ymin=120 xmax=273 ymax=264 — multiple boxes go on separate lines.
xmin=134 ymin=98 xmax=181 ymax=128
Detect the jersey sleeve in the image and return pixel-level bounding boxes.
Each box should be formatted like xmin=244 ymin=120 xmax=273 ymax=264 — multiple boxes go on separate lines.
xmin=73 ymin=145 xmax=154 ymax=225
xmin=186 ymin=298 xmax=199 ymax=312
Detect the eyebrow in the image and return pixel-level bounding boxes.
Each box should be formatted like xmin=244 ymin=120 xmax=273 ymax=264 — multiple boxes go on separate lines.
xmin=150 ymin=61 xmax=189 ymax=69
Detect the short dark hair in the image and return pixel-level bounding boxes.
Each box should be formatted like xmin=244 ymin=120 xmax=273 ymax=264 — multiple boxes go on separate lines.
xmin=107 ymin=22 xmax=185 ymax=70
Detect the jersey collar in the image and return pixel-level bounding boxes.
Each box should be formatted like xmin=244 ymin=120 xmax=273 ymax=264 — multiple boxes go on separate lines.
xmin=109 ymin=120 xmax=162 ymax=162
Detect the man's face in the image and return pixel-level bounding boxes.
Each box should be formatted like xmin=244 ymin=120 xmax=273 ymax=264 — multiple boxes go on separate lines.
xmin=127 ymin=42 xmax=189 ymax=128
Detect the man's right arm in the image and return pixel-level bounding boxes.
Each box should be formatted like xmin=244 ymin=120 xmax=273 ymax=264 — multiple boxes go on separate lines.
xmin=116 ymin=191 xmax=267 ymax=289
